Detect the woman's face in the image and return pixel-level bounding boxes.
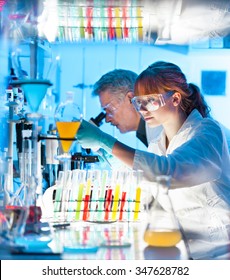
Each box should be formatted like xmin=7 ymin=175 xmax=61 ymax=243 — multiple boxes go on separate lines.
xmin=140 ymin=100 xmax=175 ymax=127
xmin=132 ymin=91 xmax=177 ymax=127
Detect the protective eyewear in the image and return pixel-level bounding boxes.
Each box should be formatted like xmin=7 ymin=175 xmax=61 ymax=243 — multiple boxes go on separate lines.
xmin=102 ymin=102 xmax=118 ymax=117
xmin=102 ymin=98 xmax=124 ymax=117
xmin=131 ymin=91 xmax=174 ymax=112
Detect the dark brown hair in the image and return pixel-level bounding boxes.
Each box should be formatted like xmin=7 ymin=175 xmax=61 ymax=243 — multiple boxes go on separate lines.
xmin=134 ymin=61 xmax=210 ymax=117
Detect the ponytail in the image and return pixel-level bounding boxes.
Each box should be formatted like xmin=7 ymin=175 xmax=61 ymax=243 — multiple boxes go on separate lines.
xmin=180 ymin=83 xmax=211 ymax=118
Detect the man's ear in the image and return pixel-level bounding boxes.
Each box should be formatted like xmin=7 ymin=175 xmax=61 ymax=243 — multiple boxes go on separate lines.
xmin=126 ymin=91 xmax=134 ymax=103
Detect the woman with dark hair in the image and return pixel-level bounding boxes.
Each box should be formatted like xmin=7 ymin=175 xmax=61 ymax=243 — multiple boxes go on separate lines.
xmin=77 ymin=61 xmax=230 ymax=258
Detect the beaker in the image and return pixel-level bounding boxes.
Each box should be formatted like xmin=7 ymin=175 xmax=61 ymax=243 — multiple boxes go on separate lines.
xmin=144 ymin=175 xmax=182 ymax=247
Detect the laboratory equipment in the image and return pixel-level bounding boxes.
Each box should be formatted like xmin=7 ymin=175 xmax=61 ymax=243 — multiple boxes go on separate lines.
xmin=144 ymin=175 xmax=182 ymax=247
xmin=54 ymin=96 xmax=82 ymax=187
xmin=43 ymin=168 xmax=144 ymax=223
xmin=10 ymin=79 xmax=52 ymax=233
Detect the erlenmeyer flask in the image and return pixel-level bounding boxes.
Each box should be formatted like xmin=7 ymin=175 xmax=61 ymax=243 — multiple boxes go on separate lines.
xmin=144 ymin=175 xmax=182 ymax=247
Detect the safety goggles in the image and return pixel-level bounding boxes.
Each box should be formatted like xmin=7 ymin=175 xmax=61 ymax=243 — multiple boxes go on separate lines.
xmin=102 ymin=101 xmax=119 ymax=117
xmin=131 ymin=91 xmax=174 ymax=112
xmin=102 ymin=97 xmax=125 ymax=117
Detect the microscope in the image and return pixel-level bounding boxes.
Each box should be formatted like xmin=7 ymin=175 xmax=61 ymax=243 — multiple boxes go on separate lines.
xmin=71 ymin=112 xmax=106 ymax=169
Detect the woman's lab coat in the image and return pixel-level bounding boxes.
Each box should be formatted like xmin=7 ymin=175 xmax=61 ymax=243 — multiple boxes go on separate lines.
xmin=133 ymin=109 xmax=230 ymax=258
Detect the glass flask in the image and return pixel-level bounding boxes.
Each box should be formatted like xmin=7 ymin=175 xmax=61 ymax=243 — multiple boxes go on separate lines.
xmin=54 ymin=93 xmax=82 ymax=187
xmin=144 ymin=175 xmax=182 ymax=247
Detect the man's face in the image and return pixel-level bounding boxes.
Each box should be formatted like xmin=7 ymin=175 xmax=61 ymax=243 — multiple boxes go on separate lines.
xmin=99 ymin=90 xmax=140 ymax=133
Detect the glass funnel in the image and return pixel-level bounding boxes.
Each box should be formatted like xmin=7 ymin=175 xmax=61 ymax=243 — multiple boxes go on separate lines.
xmin=11 ymin=79 xmax=52 ymax=117
xmin=144 ymin=175 xmax=182 ymax=247
xmin=55 ymin=99 xmax=82 ymax=158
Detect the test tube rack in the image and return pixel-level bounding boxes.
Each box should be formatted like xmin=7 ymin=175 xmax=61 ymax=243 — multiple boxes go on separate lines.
xmin=42 ymin=169 xmax=144 ymax=223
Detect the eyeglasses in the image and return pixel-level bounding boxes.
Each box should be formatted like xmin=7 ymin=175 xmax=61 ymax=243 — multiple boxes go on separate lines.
xmin=131 ymin=91 xmax=174 ymax=113
xmin=102 ymin=100 xmax=120 ymax=117
xmin=102 ymin=96 xmax=126 ymax=117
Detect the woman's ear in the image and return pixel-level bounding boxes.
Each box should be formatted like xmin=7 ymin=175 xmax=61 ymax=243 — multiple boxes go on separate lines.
xmin=172 ymin=92 xmax=181 ymax=106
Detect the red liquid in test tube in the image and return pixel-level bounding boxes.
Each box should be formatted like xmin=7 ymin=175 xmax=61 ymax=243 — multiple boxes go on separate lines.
xmin=104 ymin=188 xmax=113 ymax=221
xmin=86 ymin=7 xmax=93 ymax=38
xmin=122 ymin=7 xmax=129 ymax=38
xmin=119 ymin=191 xmax=127 ymax=221
xmin=83 ymin=194 xmax=90 ymax=221
xmin=108 ymin=7 xmax=115 ymax=40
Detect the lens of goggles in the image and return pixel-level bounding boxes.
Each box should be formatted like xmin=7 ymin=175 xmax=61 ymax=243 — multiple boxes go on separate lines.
xmin=132 ymin=94 xmax=165 ymax=112
xmin=102 ymin=103 xmax=118 ymax=116
xmin=131 ymin=91 xmax=173 ymax=112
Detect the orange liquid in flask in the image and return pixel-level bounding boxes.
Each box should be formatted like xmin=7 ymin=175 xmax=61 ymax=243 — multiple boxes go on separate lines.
xmin=144 ymin=229 xmax=182 ymax=247
xmin=56 ymin=121 xmax=81 ymax=153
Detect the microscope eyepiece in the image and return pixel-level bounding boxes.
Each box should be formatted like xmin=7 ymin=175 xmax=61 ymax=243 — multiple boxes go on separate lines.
xmin=90 ymin=112 xmax=106 ymax=127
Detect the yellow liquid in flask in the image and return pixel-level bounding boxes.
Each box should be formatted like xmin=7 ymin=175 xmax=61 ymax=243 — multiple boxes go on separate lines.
xmin=144 ymin=229 xmax=182 ymax=247
xmin=56 ymin=121 xmax=81 ymax=153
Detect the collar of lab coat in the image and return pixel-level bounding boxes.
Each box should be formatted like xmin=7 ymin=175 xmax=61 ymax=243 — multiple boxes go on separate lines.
xmin=148 ymin=109 xmax=203 ymax=155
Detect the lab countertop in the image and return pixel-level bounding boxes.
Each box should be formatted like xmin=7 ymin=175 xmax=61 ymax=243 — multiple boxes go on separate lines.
xmin=1 ymin=220 xmax=230 ymax=260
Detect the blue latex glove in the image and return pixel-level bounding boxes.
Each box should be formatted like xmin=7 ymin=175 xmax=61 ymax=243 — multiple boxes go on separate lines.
xmin=77 ymin=120 xmax=116 ymax=154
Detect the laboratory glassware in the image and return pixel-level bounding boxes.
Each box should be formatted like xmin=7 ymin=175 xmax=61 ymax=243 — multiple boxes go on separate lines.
xmin=54 ymin=98 xmax=82 ymax=187
xmin=144 ymin=175 xmax=182 ymax=247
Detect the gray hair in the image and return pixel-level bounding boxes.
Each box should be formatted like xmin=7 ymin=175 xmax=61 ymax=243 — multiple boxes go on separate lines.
xmin=92 ymin=69 xmax=138 ymax=100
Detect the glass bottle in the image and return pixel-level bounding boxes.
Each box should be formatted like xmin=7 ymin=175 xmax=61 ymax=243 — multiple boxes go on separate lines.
xmin=144 ymin=175 xmax=182 ymax=247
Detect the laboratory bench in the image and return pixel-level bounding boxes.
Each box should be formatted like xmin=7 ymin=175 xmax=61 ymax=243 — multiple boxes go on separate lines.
xmin=1 ymin=219 xmax=229 ymax=260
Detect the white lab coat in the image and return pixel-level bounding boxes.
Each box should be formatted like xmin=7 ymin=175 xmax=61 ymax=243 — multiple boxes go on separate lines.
xmin=145 ymin=124 xmax=162 ymax=145
xmin=146 ymin=118 xmax=230 ymax=153
xmin=133 ymin=109 xmax=230 ymax=259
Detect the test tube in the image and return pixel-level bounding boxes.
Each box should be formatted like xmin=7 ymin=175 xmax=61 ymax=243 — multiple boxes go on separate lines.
xmin=133 ymin=170 xmax=143 ymax=221
xmin=111 ymin=170 xmax=123 ymax=221
xmin=75 ymin=170 xmax=86 ymax=221
xmin=104 ymin=170 xmax=114 ymax=221
xmin=61 ymin=170 xmax=72 ymax=221
xmin=88 ymin=169 xmax=101 ymax=221
xmin=115 ymin=7 xmax=122 ymax=39
xmin=127 ymin=170 xmax=136 ymax=221
xmin=97 ymin=170 xmax=108 ymax=221
xmin=119 ymin=171 xmax=131 ymax=221
xmin=53 ymin=171 xmax=64 ymax=221
xmin=69 ymin=169 xmax=80 ymax=214
xmin=83 ymin=170 xmax=93 ymax=221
